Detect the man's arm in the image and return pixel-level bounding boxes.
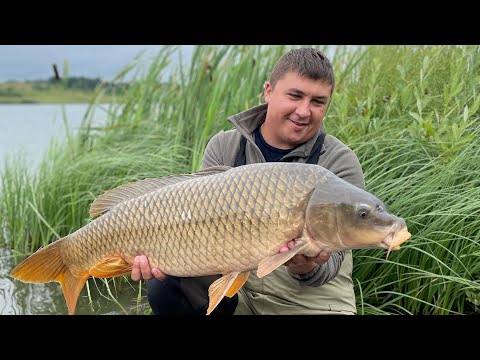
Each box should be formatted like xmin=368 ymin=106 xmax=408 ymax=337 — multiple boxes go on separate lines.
xmin=288 ymin=251 xmax=346 ymax=287
xmin=202 ymin=131 xmax=225 ymax=168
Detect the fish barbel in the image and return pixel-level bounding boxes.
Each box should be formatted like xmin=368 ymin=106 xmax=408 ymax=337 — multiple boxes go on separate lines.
xmin=9 ymin=163 xmax=411 ymax=315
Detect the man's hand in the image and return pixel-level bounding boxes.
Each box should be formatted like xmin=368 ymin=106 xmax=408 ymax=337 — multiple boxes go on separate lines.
xmin=131 ymin=255 xmax=167 ymax=281
xmin=279 ymin=240 xmax=330 ymax=275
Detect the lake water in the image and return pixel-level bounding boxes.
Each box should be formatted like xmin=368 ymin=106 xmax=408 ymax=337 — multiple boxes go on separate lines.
xmin=0 ymin=104 xmax=149 ymax=315
xmin=0 ymin=103 xmax=108 ymax=170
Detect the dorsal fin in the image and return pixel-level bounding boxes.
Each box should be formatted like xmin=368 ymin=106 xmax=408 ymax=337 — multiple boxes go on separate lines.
xmin=192 ymin=165 xmax=232 ymax=175
xmin=89 ymin=165 xmax=232 ymax=218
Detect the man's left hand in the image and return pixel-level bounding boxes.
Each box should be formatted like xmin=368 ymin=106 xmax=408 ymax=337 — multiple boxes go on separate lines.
xmin=279 ymin=240 xmax=330 ymax=275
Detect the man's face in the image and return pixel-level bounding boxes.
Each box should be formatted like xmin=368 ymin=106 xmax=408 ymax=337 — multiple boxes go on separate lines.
xmin=262 ymin=71 xmax=332 ymax=149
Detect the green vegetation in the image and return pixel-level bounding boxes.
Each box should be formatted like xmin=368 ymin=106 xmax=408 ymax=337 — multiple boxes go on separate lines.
xmin=0 ymin=77 xmax=128 ymax=103
xmin=1 ymin=45 xmax=479 ymax=314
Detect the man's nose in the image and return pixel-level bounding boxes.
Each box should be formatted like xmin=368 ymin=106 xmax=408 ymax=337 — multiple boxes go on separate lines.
xmin=296 ymin=101 xmax=311 ymax=117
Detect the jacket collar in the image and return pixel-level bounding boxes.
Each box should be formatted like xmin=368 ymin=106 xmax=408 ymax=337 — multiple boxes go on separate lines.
xmin=227 ymin=103 xmax=324 ymax=158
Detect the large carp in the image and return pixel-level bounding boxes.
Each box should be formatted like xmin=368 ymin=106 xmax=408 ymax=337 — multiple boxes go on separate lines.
xmin=10 ymin=163 xmax=410 ymax=315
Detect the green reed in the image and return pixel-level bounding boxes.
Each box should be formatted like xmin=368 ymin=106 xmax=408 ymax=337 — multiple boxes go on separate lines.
xmin=328 ymin=45 xmax=480 ymax=314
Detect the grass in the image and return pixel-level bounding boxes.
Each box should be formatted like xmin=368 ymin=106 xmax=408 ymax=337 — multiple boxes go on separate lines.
xmin=1 ymin=45 xmax=479 ymax=314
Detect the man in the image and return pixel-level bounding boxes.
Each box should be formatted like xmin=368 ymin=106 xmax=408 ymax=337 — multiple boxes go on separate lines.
xmin=131 ymin=47 xmax=365 ymax=315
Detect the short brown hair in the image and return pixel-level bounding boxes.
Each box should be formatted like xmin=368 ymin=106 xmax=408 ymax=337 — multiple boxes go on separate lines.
xmin=269 ymin=48 xmax=335 ymax=94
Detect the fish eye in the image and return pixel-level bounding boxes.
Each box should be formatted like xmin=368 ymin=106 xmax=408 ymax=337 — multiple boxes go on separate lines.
xmin=358 ymin=206 xmax=371 ymax=219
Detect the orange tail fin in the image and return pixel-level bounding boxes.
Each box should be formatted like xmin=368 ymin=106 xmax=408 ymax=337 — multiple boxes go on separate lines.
xmin=9 ymin=236 xmax=89 ymax=315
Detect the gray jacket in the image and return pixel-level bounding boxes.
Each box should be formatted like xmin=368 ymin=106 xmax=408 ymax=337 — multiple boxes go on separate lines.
xmin=202 ymin=104 xmax=365 ymax=314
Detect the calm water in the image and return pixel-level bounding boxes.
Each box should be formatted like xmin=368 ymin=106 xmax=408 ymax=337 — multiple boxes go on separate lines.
xmin=0 ymin=104 xmax=149 ymax=315
xmin=0 ymin=103 xmax=106 ymax=169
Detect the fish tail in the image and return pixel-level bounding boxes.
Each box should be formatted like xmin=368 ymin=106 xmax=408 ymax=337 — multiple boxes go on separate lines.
xmin=9 ymin=236 xmax=89 ymax=315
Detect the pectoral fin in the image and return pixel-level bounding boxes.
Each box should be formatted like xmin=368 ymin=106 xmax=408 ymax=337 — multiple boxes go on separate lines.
xmin=257 ymin=247 xmax=302 ymax=278
xmin=207 ymin=271 xmax=250 ymax=315
xmin=89 ymin=257 xmax=132 ymax=278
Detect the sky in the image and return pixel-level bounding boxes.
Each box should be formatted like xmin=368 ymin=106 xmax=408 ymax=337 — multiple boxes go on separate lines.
xmin=0 ymin=45 xmax=194 ymax=82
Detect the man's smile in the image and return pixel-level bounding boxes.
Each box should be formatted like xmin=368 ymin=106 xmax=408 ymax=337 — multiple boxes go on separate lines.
xmin=289 ymin=118 xmax=308 ymax=129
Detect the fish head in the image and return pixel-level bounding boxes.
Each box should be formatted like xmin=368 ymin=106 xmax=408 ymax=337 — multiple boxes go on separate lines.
xmin=306 ymin=180 xmax=411 ymax=253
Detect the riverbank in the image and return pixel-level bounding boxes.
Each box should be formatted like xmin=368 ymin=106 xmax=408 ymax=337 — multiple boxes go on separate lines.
xmin=0 ymin=81 xmax=120 ymax=104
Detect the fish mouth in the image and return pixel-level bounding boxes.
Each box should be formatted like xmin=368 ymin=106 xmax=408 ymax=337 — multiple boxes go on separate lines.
xmin=381 ymin=226 xmax=411 ymax=259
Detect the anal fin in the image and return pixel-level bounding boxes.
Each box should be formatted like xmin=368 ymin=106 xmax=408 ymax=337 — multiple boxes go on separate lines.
xmin=207 ymin=271 xmax=250 ymax=315
xmin=89 ymin=256 xmax=132 ymax=278
xmin=225 ymin=271 xmax=249 ymax=297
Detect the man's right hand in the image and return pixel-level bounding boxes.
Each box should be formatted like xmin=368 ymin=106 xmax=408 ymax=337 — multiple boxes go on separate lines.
xmin=131 ymin=255 xmax=167 ymax=281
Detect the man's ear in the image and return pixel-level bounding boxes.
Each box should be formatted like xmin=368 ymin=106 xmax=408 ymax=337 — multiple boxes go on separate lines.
xmin=264 ymin=81 xmax=272 ymax=103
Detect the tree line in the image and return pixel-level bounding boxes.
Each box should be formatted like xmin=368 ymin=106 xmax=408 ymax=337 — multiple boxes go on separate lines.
xmin=43 ymin=76 xmax=130 ymax=93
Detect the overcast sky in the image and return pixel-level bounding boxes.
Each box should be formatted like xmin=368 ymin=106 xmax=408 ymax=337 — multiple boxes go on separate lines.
xmin=0 ymin=45 xmax=194 ymax=82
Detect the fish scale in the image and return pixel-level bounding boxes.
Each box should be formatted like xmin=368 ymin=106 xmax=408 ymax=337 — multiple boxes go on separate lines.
xmin=10 ymin=162 xmax=411 ymax=315
xmin=64 ymin=163 xmax=314 ymax=277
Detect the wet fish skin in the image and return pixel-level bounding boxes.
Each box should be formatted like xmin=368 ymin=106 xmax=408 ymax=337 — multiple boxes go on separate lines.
xmin=66 ymin=163 xmax=317 ymax=276
xmin=9 ymin=163 xmax=411 ymax=315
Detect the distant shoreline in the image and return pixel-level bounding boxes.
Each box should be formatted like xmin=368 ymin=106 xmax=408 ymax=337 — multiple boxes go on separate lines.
xmin=0 ymin=99 xmax=97 ymax=104
xmin=0 ymin=78 xmax=122 ymax=104
xmin=0 ymin=99 xmax=102 ymax=104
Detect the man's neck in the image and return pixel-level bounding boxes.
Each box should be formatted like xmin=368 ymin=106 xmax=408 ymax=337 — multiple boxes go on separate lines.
xmin=254 ymin=126 xmax=292 ymax=162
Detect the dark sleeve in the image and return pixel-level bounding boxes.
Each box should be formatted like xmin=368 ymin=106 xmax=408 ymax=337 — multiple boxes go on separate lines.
xmin=289 ymin=251 xmax=345 ymax=287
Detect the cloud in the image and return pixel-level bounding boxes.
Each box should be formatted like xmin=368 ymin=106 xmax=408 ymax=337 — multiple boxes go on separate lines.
xmin=0 ymin=45 xmax=194 ymax=82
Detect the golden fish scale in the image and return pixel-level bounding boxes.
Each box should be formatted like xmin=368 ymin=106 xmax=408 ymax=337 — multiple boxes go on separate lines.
xmin=64 ymin=163 xmax=325 ymax=276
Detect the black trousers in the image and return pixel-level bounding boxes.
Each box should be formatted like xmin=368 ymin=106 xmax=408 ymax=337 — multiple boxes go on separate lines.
xmin=146 ymin=275 xmax=238 ymax=315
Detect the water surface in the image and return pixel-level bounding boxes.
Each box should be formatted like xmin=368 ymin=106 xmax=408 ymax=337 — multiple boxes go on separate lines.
xmin=0 ymin=103 xmax=149 ymax=315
